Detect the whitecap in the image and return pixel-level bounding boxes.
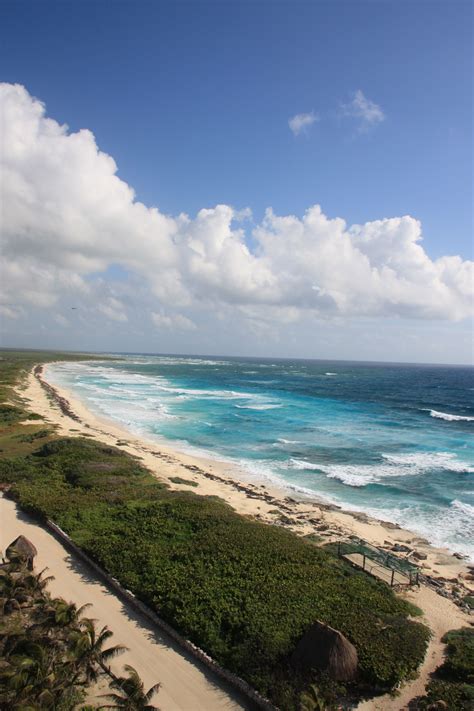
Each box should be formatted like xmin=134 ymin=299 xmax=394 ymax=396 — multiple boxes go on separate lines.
xmin=382 ymin=451 xmax=474 ymax=474
xmin=318 ymin=450 xmax=474 ymax=488
xmin=234 ymin=403 xmax=282 ymax=410
xmin=424 ymin=409 xmax=474 ymax=422
xmin=286 ymin=458 xmax=321 ymax=471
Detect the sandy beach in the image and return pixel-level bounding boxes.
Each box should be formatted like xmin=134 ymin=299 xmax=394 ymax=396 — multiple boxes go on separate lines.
xmin=18 ymin=364 xmax=474 ymax=596
xmin=7 ymin=362 xmax=473 ymax=710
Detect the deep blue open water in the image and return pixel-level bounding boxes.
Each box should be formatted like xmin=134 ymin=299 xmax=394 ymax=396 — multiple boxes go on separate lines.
xmin=46 ymin=355 xmax=474 ymax=559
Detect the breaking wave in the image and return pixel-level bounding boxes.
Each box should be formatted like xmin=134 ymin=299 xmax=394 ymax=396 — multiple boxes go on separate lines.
xmin=425 ymin=409 xmax=474 ymax=422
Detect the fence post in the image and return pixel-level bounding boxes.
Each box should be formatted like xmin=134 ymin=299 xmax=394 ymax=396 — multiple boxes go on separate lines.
xmin=391 ymin=569 xmax=395 ymax=587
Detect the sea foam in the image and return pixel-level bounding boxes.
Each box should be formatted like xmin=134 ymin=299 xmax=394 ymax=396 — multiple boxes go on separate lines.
xmin=425 ymin=409 xmax=474 ymax=422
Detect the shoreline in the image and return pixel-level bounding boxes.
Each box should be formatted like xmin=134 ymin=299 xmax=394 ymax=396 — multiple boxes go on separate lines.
xmin=16 ymin=362 xmax=473 ymax=600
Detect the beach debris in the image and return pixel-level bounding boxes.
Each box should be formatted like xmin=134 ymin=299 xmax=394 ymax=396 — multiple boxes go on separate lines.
xmin=391 ymin=543 xmax=412 ymax=553
xmin=383 ymin=522 xmax=402 ymax=530
xmin=291 ymin=621 xmax=358 ymax=681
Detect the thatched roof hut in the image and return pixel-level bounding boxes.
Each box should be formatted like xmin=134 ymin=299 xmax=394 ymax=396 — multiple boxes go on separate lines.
xmin=291 ymin=621 xmax=358 ymax=681
xmin=5 ymin=536 xmax=38 ymax=570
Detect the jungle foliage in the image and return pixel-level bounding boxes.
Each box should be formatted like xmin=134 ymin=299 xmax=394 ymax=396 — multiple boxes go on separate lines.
xmin=0 ymin=558 xmax=160 ymax=710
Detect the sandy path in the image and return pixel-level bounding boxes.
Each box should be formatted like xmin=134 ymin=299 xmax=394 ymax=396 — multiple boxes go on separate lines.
xmin=0 ymin=496 xmax=250 ymax=711
xmin=357 ymin=585 xmax=468 ymax=710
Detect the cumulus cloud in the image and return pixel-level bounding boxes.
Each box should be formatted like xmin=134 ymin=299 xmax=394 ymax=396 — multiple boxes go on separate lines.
xmin=288 ymin=111 xmax=318 ymax=136
xmin=342 ymin=89 xmax=385 ymax=131
xmin=1 ymin=82 xmax=472 ymax=337
xmin=98 ymin=297 xmax=128 ymax=322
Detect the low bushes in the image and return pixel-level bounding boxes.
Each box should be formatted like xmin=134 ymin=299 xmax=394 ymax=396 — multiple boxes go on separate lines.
xmin=0 ymin=437 xmax=430 ymax=708
xmin=417 ymin=628 xmax=474 ymax=710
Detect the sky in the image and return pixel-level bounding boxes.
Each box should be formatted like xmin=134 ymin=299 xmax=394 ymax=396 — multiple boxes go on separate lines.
xmin=0 ymin=0 xmax=473 ymax=364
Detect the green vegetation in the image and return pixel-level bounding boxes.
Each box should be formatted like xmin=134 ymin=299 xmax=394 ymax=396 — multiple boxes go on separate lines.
xmin=169 ymin=475 xmax=199 ymax=487
xmin=0 ymin=557 xmax=160 ymax=710
xmin=439 ymin=628 xmax=474 ymax=683
xmin=0 ymin=438 xmax=430 ymax=707
xmin=0 ymin=350 xmax=431 ymax=709
xmin=417 ymin=628 xmax=474 ymax=710
xmin=464 ymin=595 xmax=474 ymax=610
xmin=0 ymin=349 xmax=104 ymax=461
xmin=101 ymin=665 xmax=162 ymax=709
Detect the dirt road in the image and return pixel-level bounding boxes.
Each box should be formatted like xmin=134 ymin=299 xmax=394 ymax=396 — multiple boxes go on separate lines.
xmin=1 ymin=495 xmax=249 ymax=711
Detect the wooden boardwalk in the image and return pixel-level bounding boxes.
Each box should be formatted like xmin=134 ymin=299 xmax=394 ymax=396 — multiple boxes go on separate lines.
xmin=343 ymin=552 xmax=411 ymax=587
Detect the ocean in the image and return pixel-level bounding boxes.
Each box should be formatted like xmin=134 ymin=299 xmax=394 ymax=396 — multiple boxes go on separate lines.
xmin=46 ymin=355 xmax=474 ymax=559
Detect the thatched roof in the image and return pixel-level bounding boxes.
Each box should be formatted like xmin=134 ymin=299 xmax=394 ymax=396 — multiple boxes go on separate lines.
xmin=6 ymin=535 xmax=38 ymax=563
xmin=291 ymin=621 xmax=358 ymax=681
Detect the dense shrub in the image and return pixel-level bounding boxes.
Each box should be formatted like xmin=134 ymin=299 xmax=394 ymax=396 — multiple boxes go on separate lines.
xmin=417 ymin=680 xmax=474 ymax=710
xmin=438 ymin=628 xmax=474 ymax=683
xmin=0 ymin=437 xmax=430 ymax=708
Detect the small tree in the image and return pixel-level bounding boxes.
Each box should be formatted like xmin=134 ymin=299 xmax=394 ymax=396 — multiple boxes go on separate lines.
xmin=69 ymin=619 xmax=126 ymax=685
xmin=100 ymin=664 xmax=161 ymax=710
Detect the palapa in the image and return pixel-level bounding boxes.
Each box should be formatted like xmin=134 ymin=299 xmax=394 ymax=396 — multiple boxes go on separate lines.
xmin=291 ymin=620 xmax=358 ymax=681
xmin=5 ymin=535 xmax=38 ymax=570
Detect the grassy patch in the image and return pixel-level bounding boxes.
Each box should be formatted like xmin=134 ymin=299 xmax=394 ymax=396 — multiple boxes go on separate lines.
xmin=303 ymin=532 xmax=324 ymax=544
xmin=169 ymin=476 xmax=199 ymax=487
xmin=463 ymin=595 xmax=474 ymax=610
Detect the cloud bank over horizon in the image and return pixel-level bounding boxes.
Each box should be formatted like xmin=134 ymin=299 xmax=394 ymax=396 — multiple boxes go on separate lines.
xmin=1 ymin=83 xmax=473 ymax=360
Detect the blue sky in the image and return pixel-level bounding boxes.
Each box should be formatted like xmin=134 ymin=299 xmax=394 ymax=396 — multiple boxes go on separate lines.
xmin=2 ymin=0 xmax=471 ymax=256
xmin=0 ymin=0 xmax=472 ymax=363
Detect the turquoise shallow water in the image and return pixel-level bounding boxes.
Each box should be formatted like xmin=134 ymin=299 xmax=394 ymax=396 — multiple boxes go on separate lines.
xmin=46 ymin=355 xmax=474 ymax=559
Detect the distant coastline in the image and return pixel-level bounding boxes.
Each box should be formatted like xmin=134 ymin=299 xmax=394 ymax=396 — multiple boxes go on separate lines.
xmin=43 ymin=355 xmax=474 ymax=560
xmin=28 ymin=361 xmax=474 ymax=599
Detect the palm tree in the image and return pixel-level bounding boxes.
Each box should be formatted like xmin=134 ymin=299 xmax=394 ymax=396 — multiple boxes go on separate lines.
xmin=100 ymin=664 xmax=161 ymax=710
xmin=69 ymin=618 xmax=127 ymax=685
xmin=0 ymin=570 xmax=29 ymax=614
xmin=2 ymin=639 xmax=63 ymax=706
xmin=299 ymin=683 xmax=330 ymax=711
xmin=54 ymin=599 xmax=92 ymax=627
xmin=22 ymin=567 xmax=55 ymax=595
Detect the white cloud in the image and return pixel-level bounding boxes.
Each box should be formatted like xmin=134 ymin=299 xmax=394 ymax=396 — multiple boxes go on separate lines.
xmin=288 ymin=111 xmax=318 ymax=136
xmin=98 ymin=297 xmax=128 ymax=322
xmin=0 ymin=304 xmax=23 ymax=319
xmin=151 ymin=310 xmax=196 ymax=331
xmin=342 ymin=89 xmax=385 ymax=131
xmin=1 ymin=82 xmax=472 ymax=346
xmin=54 ymin=314 xmax=70 ymax=327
